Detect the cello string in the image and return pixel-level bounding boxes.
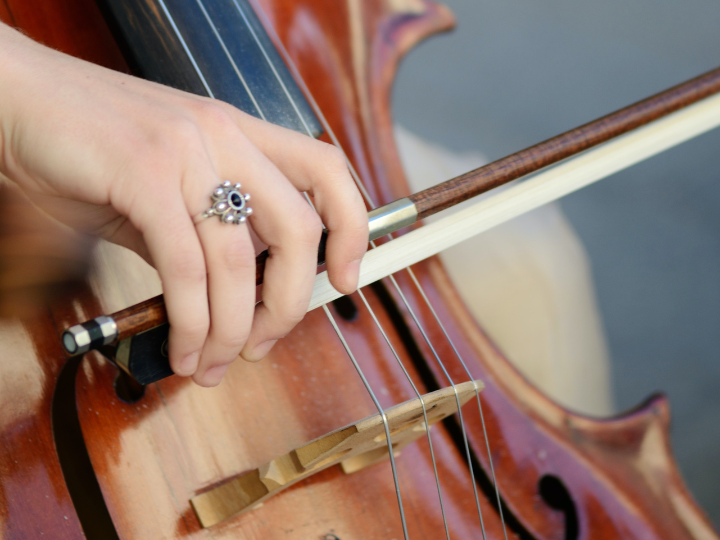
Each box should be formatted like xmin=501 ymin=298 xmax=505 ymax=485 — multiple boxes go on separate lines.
xmin=298 ymin=189 xmax=445 ymax=540
xmin=405 ymin=268 xmax=509 ymax=540
xmin=356 ymin=289 xmax=452 ymax=540
xmin=166 ymin=1 xmax=495 ymax=537
xmin=322 ymin=304 xmax=410 ymax=540
xmin=245 ymin=7 xmax=509 ymax=533
xmin=240 ymin=1 xmax=505 ymax=536
xmin=168 ymin=2 xmax=411 ymax=536
xmin=223 ymin=2 xmax=457 ymax=536
xmin=193 ymin=0 xmax=266 ymax=119
xmin=298 ymin=191 xmax=413 ymax=540
xmin=155 ymin=0 xmax=215 ymax=100
xmin=385 ymin=275 xmax=487 ymax=538
xmin=229 ymin=0 xmax=317 ymax=138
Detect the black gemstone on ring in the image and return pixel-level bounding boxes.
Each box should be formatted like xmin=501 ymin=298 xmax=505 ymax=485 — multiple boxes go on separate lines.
xmin=229 ymin=191 xmax=244 ymax=210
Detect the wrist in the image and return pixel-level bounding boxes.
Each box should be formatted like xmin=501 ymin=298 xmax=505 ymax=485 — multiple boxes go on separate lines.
xmin=0 ymin=23 xmax=50 ymax=184
xmin=0 ymin=24 xmax=30 ymax=180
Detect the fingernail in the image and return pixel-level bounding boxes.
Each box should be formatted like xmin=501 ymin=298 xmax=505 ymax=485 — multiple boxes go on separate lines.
xmin=199 ymin=364 xmax=229 ymax=387
xmin=244 ymin=339 xmax=277 ymax=362
xmin=346 ymin=259 xmax=362 ymax=291
xmin=177 ymin=352 xmax=200 ymax=375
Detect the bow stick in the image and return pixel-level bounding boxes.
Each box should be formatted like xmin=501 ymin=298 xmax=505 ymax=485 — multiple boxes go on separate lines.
xmin=63 ymin=65 xmax=720 ymax=368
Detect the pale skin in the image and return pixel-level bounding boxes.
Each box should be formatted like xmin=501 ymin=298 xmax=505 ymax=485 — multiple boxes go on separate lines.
xmin=0 ymin=23 xmax=369 ymax=387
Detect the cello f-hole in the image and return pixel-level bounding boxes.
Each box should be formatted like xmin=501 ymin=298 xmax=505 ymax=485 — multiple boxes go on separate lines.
xmin=114 ymin=369 xmax=145 ymax=404
xmin=331 ymin=295 xmax=359 ymax=321
xmin=52 ymin=356 xmax=120 ymax=540
xmin=539 ymin=475 xmax=579 ymax=540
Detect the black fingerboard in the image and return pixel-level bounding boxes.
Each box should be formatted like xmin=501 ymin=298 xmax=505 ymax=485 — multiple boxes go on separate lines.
xmin=96 ymin=0 xmax=323 ymax=137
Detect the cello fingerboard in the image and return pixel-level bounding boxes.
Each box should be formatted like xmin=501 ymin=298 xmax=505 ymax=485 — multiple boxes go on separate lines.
xmin=96 ymin=0 xmax=323 ymax=137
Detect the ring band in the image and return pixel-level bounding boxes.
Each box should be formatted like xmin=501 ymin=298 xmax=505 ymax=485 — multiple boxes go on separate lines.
xmin=196 ymin=181 xmax=253 ymax=225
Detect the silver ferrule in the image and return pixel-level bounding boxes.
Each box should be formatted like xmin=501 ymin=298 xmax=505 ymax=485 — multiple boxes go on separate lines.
xmin=62 ymin=315 xmax=118 ymax=356
xmin=368 ymin=198 xmax=418 ymax=242
xmin=96 ymin=316 xmax=119 ymax=345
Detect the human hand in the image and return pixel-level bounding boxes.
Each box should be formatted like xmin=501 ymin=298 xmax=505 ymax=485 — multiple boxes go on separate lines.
xmin=0 ymin=23 xmax=368 ymax=387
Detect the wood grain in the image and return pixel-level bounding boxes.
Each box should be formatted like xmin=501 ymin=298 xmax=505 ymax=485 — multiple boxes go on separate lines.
xmin=0 ymin=1 xmax=127 ymax=538
xmin=74 ymin=0 xmax=718 ymax=537
xmin=3 ymin=0 xmax=717 ymax=538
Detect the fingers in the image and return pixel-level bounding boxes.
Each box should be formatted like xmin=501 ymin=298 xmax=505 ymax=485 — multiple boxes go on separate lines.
xmin=216 ymin=107 xmax=369 ymax=294
xmin=132 ymin=185 xmax=209 ymax=378
xmin=127 ymin=100 xmax=367 ymax=379
xmin=191 ymin=206 xmax=256 ymax=386
xmin=239 ymin=196 xmax=322 ymax=362
xmin=203 ymin=129 xmax=323 ymax=362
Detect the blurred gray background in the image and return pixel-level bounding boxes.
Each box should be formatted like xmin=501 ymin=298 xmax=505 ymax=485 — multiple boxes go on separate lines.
xmin=392 ymin=0 xmax=720 ymax=526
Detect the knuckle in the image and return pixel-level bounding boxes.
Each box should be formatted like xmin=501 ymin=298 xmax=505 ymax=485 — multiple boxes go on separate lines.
xmin=168 ymin=115 xmax=203 ymax=148
xmin=316 ymin=142 xmax=348 ymax=178
xmin=289 ymin=205 xmax=323 ymax=245
xmin=219 ymin=235 xmax=254 ymax=272
xmin=193 ymin=100 xmax=237 ymax=133
xmin=274 ymin=300 xmax=307 ymax=333
xmin=166 ymin=249 xmax=207 ymax=284
xmin=261 ymin=293 xmax=308 ymax=338
xmin=214 ymin=329 xmax=249 ymax=352
xmin=175 ymin=317 xmax=210 ymax=346
xmin=317 ymin=142 xmax=346 ymax=168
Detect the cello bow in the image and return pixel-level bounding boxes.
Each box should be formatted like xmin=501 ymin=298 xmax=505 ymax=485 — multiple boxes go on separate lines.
xmin=63 ymin=64 xmax=720 ymax=380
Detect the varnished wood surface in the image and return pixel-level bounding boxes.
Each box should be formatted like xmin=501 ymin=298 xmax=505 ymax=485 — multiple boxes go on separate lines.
xmin=75 ymin=5 xmax=496 ymax=537
xmin=0 ymin=1 xmax=127 ymax=538
xmin=1 ymin=0 xmax=718 ymax=538
xmin=77 ymin=0 xmax=717 ymax=538
xmin=390 ymin=258 xmax=719 ymax=538
xmin=0 ymin=313 xmax=86 ymax=539
xmin=0 ymin=0 xmax=126 ymax=69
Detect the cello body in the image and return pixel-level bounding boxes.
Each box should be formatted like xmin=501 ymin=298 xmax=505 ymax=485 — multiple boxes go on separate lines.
xmin=0 ymin=0 xmax=717 ymax=539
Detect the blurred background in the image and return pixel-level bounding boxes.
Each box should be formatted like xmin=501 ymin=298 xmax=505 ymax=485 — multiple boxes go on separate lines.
xmin=392 ymin=0 xmax=720 ymax=526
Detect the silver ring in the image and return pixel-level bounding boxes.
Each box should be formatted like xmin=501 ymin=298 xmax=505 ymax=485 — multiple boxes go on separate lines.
xmin=196 ymin=181 xmax=253 ymax=225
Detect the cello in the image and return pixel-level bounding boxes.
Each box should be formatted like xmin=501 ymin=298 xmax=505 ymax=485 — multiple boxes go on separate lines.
xmin=0 ymin=0 xmax=718 ymax=538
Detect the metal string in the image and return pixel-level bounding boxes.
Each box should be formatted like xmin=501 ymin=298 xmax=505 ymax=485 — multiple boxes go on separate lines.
xmin=322 ymin=305 xmax=410 ymax=540
xmin=225 ymin=2 xmax=459 ymax=537
xmin=231 ymin=1 xmax=507 ymax=536
xmin=248 ymin=9 xmax=508 ymax=540
xmin=194 ymin=0 xmax=266 ymax=119
xmin=156 ymin=0 xmax=216 ymax=98
xmin=172 ymin=2 xmax=410 ymax=536
xmin=246 ymin=8 xmax=510 ymax=536
xmin=229 ymin=0 xmax=316 ymax=137
xmin=385 ymin=274 xmax=488 ymax=539
xmin=165 ymin=1 xmax=504 ymax=537
xmin=405 ymin=268 xmax=509 ymax=540
xmin=356 ymin=289 xmax=451 ymax=540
